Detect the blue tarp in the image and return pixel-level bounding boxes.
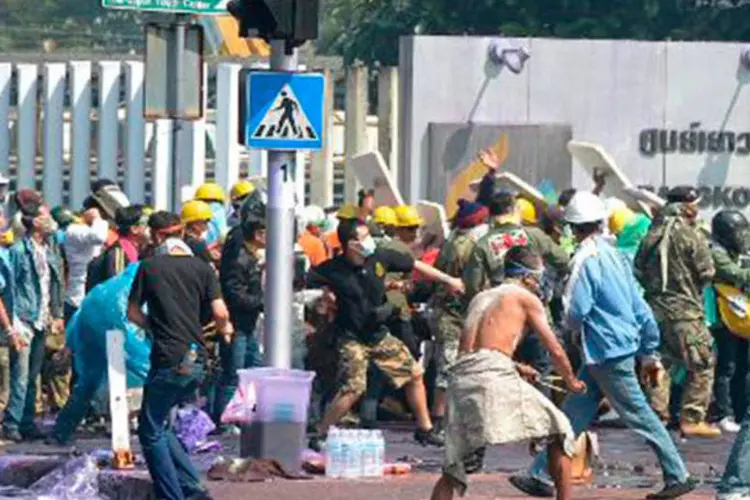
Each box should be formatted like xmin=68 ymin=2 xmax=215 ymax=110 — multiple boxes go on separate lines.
xmin=66 ymin=263 xmax=151 ymax=389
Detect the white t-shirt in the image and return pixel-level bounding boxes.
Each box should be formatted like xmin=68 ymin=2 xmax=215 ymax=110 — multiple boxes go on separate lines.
xmin=63 ymin=219 xmax=109 ymax=307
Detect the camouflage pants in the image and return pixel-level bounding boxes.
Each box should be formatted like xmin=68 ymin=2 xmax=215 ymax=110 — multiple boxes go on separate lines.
xmin=433 ymin=313 xmax=462 ymax=391
xmin=647 ymin=319 xmax=715 ymax=423
xmin=337 ymin=333 xmax=423 ymax=397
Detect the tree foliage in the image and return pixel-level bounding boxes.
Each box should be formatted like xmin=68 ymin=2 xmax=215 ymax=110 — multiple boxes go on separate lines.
xmin=0 ymin=0 xmax=143 ymax=52
xmin=317 ymin=0 xmax=750 ymax=66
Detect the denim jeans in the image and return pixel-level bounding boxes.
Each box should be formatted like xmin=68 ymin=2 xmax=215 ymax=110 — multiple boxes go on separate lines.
xmin=3 ymin=326 xmax=45 ymax=434
xmin=51 ymin=368 xmax=105 ymax=443
xmin=213 ymin=332 xmax=263 ymax=425
xmin=139 ymin=362 xmax=205 ymax=500
xmin=713 ymin=326 xmax=748 ymax=421
xmin=528 ymin=355 xmax=689 ymax=486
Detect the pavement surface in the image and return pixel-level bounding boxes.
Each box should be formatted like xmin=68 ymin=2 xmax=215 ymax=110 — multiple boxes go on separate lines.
xmin=0 ymin=422 xmax=733 ymax=499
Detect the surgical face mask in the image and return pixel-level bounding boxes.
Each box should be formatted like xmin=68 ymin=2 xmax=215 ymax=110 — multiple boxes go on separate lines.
xmin=156 ymin=237 xmax=193 ymax=256
xmin=356 ymin=236 xmax=377 ymax=258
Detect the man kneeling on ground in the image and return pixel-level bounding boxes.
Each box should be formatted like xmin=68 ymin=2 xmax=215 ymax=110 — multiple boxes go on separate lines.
xmin=430 ymin=244 xmax=586 ymax=500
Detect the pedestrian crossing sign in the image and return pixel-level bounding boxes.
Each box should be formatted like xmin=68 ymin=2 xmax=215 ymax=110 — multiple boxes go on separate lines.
xmin=245 ymin=71 xmax=325 ymax=151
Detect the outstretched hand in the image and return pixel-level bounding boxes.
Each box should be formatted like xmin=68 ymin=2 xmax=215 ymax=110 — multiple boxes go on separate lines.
xmin=478 ymin=149 xmax=501 ymax=170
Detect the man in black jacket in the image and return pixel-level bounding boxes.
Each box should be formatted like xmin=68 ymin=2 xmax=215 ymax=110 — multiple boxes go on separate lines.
xmin=213 ymin=198 xmax=266 ymax=430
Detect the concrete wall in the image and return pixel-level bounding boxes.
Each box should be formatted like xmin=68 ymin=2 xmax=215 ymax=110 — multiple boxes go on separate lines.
xmin=399 ymin=36 xmax=750 ymax=215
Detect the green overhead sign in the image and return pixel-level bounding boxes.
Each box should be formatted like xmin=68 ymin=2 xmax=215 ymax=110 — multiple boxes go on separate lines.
xmin=101 ymin=0 xmax=229 ymax=14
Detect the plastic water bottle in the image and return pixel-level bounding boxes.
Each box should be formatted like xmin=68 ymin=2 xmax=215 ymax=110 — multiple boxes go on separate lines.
xmin=351 ymin=430 xmax=363 ymax=478
xmin=374 ymin=430 xmax=385 ymax=477
xmin=325 ymin=427 xmax=341 ymax=478
xmin=362 ymin=430 xmax=377 ymax=477
xmin=341 ymin=430 xmax=357 ymax=479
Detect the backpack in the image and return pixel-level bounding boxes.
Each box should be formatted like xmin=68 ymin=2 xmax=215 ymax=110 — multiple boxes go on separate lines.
xmin=85 ymin=244 xmax=126 ymax=293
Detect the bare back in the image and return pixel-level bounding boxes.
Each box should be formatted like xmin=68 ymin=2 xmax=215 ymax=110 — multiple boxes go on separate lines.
xmin=460 ymin=283 xmax=540 ymax=356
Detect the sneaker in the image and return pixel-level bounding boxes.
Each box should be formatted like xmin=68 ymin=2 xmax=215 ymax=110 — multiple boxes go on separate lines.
xmin=21 ymin=426 xmax=45 ymax=441
xmin=680 ymin=421 xmax=722 ymax=439
xmin=2 ymin=428 xmax=22 ymax=443
xmin=646 ymin=477 xmax=698 ymax=499
xmin=414 ymin=427 xmax=444 ymax=447
xmin=508 ymin=474 xmax=554 ymax=497
xmin=719 ymin=417 xmax=742 ymax=433
xmin=44 ymin=434 xmax=72 ymax=447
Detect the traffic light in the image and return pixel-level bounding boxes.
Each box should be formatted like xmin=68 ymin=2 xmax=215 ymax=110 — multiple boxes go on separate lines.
xmin=226 ymin=0 xmax=319 ymax=43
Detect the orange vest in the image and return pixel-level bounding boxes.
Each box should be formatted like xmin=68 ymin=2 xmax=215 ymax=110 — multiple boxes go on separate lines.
xmin=298 ymin=230 xmax=328 ymax=267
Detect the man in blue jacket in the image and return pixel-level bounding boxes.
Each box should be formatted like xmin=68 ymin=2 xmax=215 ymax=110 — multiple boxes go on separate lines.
xmin=3 ymin=202 xmax=64 ymax=442
xmin=509 ymin=191 xmax=695 ymax=500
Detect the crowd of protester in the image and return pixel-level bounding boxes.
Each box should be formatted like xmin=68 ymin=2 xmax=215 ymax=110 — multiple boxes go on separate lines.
xmin=0 ymin=146 xmax=749 ymax=499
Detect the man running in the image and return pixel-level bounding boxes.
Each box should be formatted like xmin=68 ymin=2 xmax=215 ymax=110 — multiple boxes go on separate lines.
xmin=510 ymin=191 xmax=696 ymax=500
xmin=430 ymin=244 xmax=585 ymax=500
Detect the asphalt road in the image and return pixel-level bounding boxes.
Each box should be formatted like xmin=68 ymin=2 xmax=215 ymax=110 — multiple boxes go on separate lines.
xmin=1 ymin=423 xmax=732 ymax=499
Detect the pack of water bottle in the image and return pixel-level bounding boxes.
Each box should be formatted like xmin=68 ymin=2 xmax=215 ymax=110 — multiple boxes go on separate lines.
xmin=324 ymin=427 xmax=386 ymax=479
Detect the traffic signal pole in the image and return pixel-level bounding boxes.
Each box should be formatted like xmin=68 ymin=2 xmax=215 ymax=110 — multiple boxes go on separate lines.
xmin=171 ymin=14 xmax=189 ymax=210
xmin=264 ymin=39 xmax=298 ymax=369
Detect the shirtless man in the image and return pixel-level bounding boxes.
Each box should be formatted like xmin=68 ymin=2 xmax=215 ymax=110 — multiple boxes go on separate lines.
xmin=430 ymin=244 xmax=586 ymax=500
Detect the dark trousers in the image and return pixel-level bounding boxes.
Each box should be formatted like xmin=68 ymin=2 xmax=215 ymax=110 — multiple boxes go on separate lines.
xmin=139 ymin=362 xmax=205 ymax=500
xmin=713 ymin=326 xmax=749 ymax=421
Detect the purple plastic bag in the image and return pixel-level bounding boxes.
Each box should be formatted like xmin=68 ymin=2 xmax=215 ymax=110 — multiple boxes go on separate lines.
xmin=174 ymin=405 xmax=220 ymax=454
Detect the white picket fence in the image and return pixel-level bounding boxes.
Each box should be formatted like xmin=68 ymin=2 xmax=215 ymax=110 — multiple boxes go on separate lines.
xmin=0 ymin=60 xmax=313 ymax=210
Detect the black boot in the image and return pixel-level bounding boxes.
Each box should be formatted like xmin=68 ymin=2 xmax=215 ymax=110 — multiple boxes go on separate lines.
xmin=414 ymin=427 xmax=444 ymax=447
xmin=508 ymin=475 xmax=554 ymax=498
xmin=646 ymin=477 xmax=698 ymax=499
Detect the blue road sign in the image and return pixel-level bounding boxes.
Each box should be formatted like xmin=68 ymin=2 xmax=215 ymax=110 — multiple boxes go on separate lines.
xmin=245 ymin=71 xmax=325 ymax=151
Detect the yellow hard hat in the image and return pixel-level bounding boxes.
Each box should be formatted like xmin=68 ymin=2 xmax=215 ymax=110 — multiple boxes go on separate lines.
xmin=337 ymin=204 xmax=359 ymax=220
xmin=181 ymin=200 xmax=213 ymax=224
xmin=609 ymin=207 xmax=636 ymax=236
xmin=230 ymin=180 xmax=255 ymax=201
xmin=715 ymin=283 xmax=750 ymax=339
xmin=516 ymin=198 xmax=537 ymax=225
xmin=374 ymin=206 xmax=398 ymax=227
xmin=194 ymin=183 xmax=225 ymax=203
xmin=394 ymin=205 xmax=424 ymax=228
xmin=0 ymin=229 xmax=13 ymax=246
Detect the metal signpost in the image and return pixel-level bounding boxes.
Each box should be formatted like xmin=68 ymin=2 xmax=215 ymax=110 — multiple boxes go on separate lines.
xmin=103 ymin=0 xmax=219 ymax=210
xmin=244 ymin=44 xmax=325 ymax=368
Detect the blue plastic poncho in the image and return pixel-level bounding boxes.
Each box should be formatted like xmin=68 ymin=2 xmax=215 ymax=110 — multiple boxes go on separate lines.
xmin=206 ymin=201 xmax=229 ymax=246
xmin=66 ymin=263 xmax=151 ymax=389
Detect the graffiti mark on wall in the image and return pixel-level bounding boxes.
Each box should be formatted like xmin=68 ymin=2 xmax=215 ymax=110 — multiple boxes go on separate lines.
xmin=445 ymin=133 xmax=509 ymax=216
xmin=639 ymin=123 xmax=750 ymax=156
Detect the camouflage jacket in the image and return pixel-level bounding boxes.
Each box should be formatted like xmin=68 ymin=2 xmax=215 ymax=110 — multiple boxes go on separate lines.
xmin=462 ymin=218 xmax=530 ymax=303
xmin=462 ymin=218 xmax=570 ymax=304
xmin=379 ymin=238 xmax=414 ymax=319
xmin=524 ymin=225 xmax=571 ymax=275
xmin=711 ymin=242 xmax=750 ymax=291
xmin=432 ymin=229 xmax=480 ymax=317
xmin=634 ymin=205 xmax=715 ymax=321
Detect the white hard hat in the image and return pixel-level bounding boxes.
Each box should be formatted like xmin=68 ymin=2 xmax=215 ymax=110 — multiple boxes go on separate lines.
xmin=564 ymin=191 xmax=607 ymax=224
xmin=302 ymin=205 xmax=325 ymax=227
xmin=604 ymin=197 xmax=627 ymax=216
